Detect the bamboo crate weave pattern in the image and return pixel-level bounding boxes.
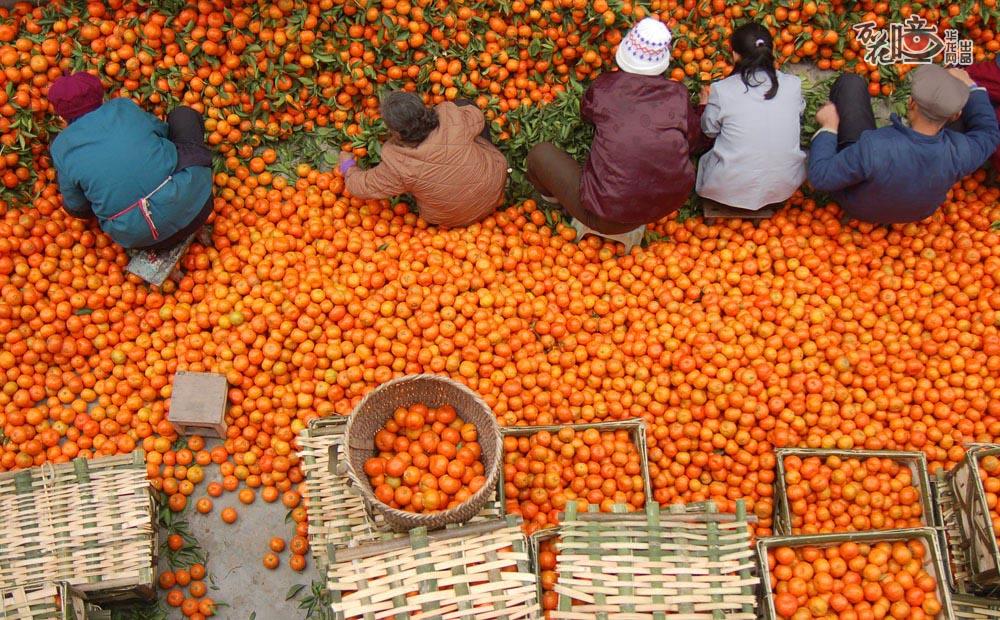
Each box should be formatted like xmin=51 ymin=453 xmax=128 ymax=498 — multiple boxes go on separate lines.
xmin=0 ymin=451 xmax=156 ymax=603
xmin=327 ymin=516 xmax=541 ymax=619
xmin=550 ymin=501 xmax=758 ymax=619
xmin=299 ymin=415 xmax=384 ymax=570
xmin=0 ymin=581 xmax=103 ymax=620
xmin=344 ymin=374 xmax=503 ymax=532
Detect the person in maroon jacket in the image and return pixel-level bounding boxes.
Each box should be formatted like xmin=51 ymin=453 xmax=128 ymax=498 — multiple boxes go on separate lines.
xmin=965 ymin=57 xmax=1000 ymax=171
xmin=526 ymin=18 xmax=708 ymax=239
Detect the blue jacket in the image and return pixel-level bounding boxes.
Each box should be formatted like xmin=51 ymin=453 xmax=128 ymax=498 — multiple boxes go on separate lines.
xmin=808 ymin=87 xmax=1000 ymax=223
xmin=51 ymin=99 xmax=213 ymax=248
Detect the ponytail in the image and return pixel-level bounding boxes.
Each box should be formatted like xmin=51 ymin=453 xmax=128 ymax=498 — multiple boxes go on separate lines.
xmin=731 ymin=23 xmax=779 ymax=100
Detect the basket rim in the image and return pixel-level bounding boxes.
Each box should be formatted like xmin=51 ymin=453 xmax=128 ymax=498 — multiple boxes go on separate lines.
xmin=343 ymin=373 xmax=503 ymax=527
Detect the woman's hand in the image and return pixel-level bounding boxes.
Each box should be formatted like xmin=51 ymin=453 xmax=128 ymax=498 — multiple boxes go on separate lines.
xmin=337 ymin=151 xmax=357 ymax=175
xmin=699 ymin=84 xmax=711 ymax=106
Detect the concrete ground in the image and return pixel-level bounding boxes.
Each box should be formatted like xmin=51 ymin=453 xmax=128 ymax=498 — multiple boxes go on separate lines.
xmin=157 ymin=456 xmax=323 ymax=619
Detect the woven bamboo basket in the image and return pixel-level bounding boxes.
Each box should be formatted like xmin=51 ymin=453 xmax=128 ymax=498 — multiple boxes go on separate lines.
xmin=0 ymin=581 xmax=105 ymax=620
xmin=546 ymin=501 xmax=758 ymax=619
xmin=343 ymin=374 xmax=502 ymax=532
xmin=497 ymin=419 xmax=652 ymax=515
xmin=327 ymin=516 xmax=541 ymax=619
xmin=948 ymin=443 xmax=1000 ymax=589
xmin=773 ymin=448 xmax=938 ymax=535
xmin=756 ymin=528 xmax=956 ymax=620
xmin=0 ymin=450 xmax=157 ymax=604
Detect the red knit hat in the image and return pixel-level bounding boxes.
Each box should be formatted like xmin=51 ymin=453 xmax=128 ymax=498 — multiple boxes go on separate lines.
xmin=49 ymin=72 xmax=104 ymax=121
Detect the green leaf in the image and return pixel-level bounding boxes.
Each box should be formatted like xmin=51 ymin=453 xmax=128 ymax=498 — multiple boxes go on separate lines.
xmin=74 ymin=307 xmax=93 ymax=315
xmin=286 ymin=583 xmax=307 ymax=600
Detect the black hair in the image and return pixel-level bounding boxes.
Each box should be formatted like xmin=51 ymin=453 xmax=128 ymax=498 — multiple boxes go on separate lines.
xmin=731 ymin=23 xmax=779 ymax=100
xmin=380 ymin=90 xmax=440 ymax=145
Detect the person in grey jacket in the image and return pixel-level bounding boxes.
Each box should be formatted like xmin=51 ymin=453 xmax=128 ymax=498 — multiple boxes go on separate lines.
xmin=808 ymin=64 xmax=1000 ymax=224
xmin=696 ymin=23 xmax=806 ymax=211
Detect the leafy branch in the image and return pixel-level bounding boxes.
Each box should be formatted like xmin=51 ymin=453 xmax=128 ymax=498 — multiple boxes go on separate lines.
xmin=287 ymin=581 xmax=334 ymax=619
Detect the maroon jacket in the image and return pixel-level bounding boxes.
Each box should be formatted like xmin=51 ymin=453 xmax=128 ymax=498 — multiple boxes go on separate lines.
xmin=967 ymin=59 xmax=1000 ymax=171
xmin=580 ymin=71 xmax=707 ymax=226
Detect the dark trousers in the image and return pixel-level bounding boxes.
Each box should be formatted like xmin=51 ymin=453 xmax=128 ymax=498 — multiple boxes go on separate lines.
xmin=168 ymin=106 xmax=214 ymax=171
xmin=525 ymin=142 xmax=636 ymax=235
xmin=454 ymin=98 xmax=493 ymax=143
xmin=829 ymin=74 xmax=878 ymax=151
xmin=136 ymin=106 xmax=215 ymax=250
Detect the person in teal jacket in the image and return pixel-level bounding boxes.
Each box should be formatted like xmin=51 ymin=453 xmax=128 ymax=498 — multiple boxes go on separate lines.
xmin=48 ymin=72 xmax=214 ymax=250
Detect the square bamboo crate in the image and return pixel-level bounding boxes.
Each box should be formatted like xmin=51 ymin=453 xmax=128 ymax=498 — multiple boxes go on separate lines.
xmin=756 ymin=528 xmax=956 ymax=620
xmin=773 ymin=448 xmax=937 ymax=536
xmin=948 ymin=444 xmax=1000 ymax=589
xmin=0 ymin=450 xmax=157 ymax=604
xmin=326 ymin=516 xmax=541 ymax=619
xmin=0 ymin=581 xmax=104 ymax=619
xmin=496 ymin=418 xmax=652 ymax=515
xmin=299 ymin=415 xmax=502 ymax=572
xmin=544 ymin=500 xmax=758 ymax=619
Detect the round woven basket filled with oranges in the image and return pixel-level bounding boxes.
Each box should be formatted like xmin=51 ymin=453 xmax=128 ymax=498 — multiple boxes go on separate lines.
xmin=344 ymin=373 xmax=502 ymax=532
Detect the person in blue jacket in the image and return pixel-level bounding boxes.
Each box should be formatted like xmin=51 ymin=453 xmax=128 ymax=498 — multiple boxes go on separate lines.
xmin=808 ymin=65 xmax=1000 ymax=224
xmin=48 ymin=72 xmax=214 ymax=250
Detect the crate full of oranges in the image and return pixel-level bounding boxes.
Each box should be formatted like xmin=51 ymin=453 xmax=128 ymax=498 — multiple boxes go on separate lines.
xmin=496 ymin=418 xmax=652 ymax=534
xmin=773 ymin=448 xmax=938 ymax=536
xmin=758 ymin=527 xmax=955 ymax=620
